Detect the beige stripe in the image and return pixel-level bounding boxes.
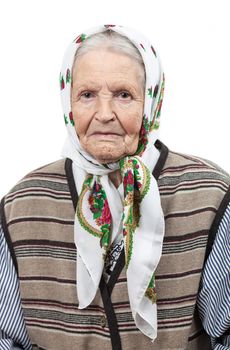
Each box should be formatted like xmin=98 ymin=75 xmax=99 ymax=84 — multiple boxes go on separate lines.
xmin=29 ymin=159 xmax=66 ymax=175
xmin=155 ymin=274 xmax=202 ymax=299
xmin=27 ymin=326 xmax=111 ymax=350
xmin=156 ymin=248 xmax=207 ymax=274
xmin=21 ymin=283 xmax=104 ymax=308
xmin=18 ymin=258 xmax=76 ymax=280
xmin=164 ymin=211 xmax=216 ymax=236
xmin=160 ymin=187 xmax=227 ymax=214
xmin=120 ymin=326 xmax=191 ymax=350
xmin=5 ymin=197 xmax=74 ymax=220
xmin=6 ymin=222 xmax=74 ymax=242
xmin=163 ymin=151 xmax=199 ymax=168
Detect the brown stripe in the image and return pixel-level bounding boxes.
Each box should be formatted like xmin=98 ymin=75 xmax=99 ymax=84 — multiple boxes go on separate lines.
xmin=165 ymin=207 xmax=217 ymax=219
xmin=161 ymin=186 xmax=227 ymax=196
xmin=163 ymin=230 xmax=208 ymax=243
xmin=156 ymin=268 xmax=202 ymax=279
xmin=14 ymin=239 xmax=75 ymax=249
xmin=5 ymin=187 xmax=70 ymax=200
xmin=160 ymin=179 xmax=228 ymax=191
xmin=22 ymin=299 xmax=104 ymax=312
xmin=188 ymin=329 xmax=206 ymax=341
xmin=118 ymin=323 xmax=137 ymax=328
xmin=25 ymin=172 xmax=67 ymax=179
xmin=157 ymin=294 xmax=197 ymax=305
xmin=158 ymin=323 xmax=191 ymax=330
xmin=157 ymin=317 xmax=192 ymax=325
xmin=161 ymin=164 xmax=212 ymax=174
xmin=26 ymin=320 xmax=110 ymax=335
xmin=8 ymin=217 xmax=74 ymax=226
xmin=6 ymin=193 xmax=71 ymax=202
xmin=20 ymin=276 xmax=76 ymax=284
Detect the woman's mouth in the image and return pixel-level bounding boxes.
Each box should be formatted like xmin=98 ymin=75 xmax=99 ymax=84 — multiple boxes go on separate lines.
xmin=91 ymin=132 xmax=121 ymax=137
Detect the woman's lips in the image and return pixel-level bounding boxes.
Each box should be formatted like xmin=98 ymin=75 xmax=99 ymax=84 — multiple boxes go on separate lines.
xmin=91 ymin=132 xmax=121 ymax=137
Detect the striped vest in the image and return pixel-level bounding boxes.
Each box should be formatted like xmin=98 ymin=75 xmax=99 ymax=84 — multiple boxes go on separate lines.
xmin=1 ymin=140 xmax=230 ymax=350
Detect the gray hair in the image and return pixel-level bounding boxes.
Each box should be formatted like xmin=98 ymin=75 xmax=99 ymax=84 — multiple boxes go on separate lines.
xmin=72 ymin=30 xmax=146 ymax=91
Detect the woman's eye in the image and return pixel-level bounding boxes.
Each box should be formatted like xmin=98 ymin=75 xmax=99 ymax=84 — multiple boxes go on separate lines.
xmin=79 ymin=91 xmax=131 ymax=100
xmin=81 ymin=91 xmax=93 ymax=98
xmin=117 ymin=91 xmax=131 ymax=99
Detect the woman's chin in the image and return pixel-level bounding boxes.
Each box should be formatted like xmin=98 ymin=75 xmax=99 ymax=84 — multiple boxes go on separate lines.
xmin=89 ymin=146 xmax=124 ymax=164
xmin=95 ymin=153 xmax=123 ymax=164
xmin=83 ymin=140 xmax=138 ymax=164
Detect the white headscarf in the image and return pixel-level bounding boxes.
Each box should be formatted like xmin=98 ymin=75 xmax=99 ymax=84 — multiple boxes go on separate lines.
xmin=60 ymin=23 xmax=165 ymax=341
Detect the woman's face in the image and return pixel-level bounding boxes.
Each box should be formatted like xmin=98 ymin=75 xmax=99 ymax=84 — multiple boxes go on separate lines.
xmin=71 ymin=50 xmax=144 ymax=164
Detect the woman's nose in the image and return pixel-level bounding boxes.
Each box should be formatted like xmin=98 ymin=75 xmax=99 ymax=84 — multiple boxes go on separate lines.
xmin=95 ymin=96 xmax=115 ymax=122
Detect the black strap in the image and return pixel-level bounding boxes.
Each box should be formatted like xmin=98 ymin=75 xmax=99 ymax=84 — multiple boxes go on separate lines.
xmin=107 ymin=249 xmax=125 ymax=295
xmin=0 ymin=196 xmax=19 ymax=274
xmin=99 ymin=275 xmax=123 ymax=350
xmin=194 ymin=186 xmax=230 ymax=344
xmin=203 ymin=185 xmax=230 ymax=265
xmin=153 ymin=139 xmax=169 ymax=179
xmin=99 ymin=250 xmax=125 ymax=350
xmin=65 ymin=158 xmax=78 ymax=211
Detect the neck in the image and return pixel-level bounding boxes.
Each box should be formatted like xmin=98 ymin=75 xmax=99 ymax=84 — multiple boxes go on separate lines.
xmin=108 ymin=169 xmax=122 ymax=188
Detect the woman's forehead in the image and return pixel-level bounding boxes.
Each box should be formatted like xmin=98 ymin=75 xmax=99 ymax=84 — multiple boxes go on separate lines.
xmin=71 ymin=50 xmax=144 ymax=84
xmin=73 ymin=50 xmax=141 ymax=70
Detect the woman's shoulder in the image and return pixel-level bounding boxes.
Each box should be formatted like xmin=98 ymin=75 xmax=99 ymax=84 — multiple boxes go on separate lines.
xmin=3 ymin=158 xmax=68 ymax=200
xmin=159 ymin=145 xmax=230 ymax=233
xmin=24 ymin=158 xmax=67 ymax=177
xmin=162 ymin=146 xmax=230 ymax=186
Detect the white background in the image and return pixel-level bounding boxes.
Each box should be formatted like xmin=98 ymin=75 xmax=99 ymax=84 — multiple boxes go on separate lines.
xmin=0 ymin=0 xmax=229 ymax=198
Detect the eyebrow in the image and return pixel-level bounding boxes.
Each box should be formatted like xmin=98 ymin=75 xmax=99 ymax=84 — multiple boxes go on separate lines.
xmin=74 ymin=81 xmax=138 ymax=93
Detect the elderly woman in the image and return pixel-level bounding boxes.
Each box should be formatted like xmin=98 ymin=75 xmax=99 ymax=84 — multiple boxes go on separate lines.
xmin=0 ymin=24 xmax=230 ymax=350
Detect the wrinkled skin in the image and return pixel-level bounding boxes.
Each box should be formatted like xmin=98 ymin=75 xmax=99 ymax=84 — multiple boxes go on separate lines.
xmin=71 ymin=50 xmax=145 ymax=187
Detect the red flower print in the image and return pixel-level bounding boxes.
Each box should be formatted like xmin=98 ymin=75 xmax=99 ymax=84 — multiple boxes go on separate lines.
xmin=89 ymin=195 xmax=94 ymax=206
xmin=123 ymin=228 xmax=128 ymax=236
xmin=140 ymin=43 xmax=145 ymax=51
xmin=127 ymin=171 xmax=134 ymax=184
xmin=153 ymin=84 xmax=159 ymax=98
xmin=151 ymin=45 xmax=157 ymax=57
xmin=75 ymin=34 xmax=86 ymax=44
xmin=66 ymin=68 xmax=71 ymax=83
xmin=124 ymin=170 xmax=134 ymax=188
xmin=97 ymin=199 xmax=111 ymax=225
xmin=140 ymin=124 xmax=146 ymax=137
xmin=89 ymin=194 xmax=100 ymax=214
xmin=60 ymin=76 xmax=65 ymax=90
xmin=142 ymin=137 xmax=148 ymax=146
xmin=69 ymin=112 xmax=74 ymax=126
